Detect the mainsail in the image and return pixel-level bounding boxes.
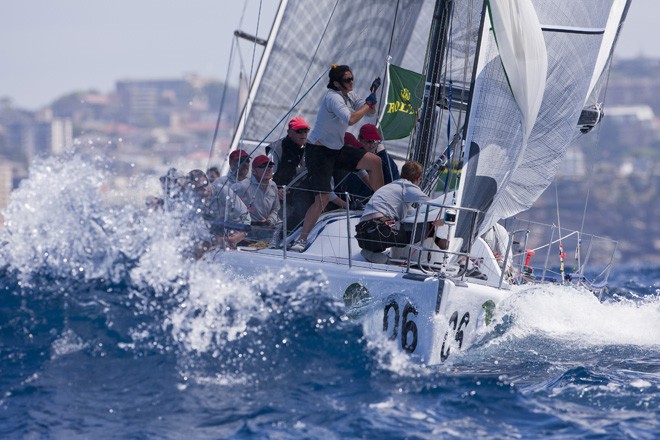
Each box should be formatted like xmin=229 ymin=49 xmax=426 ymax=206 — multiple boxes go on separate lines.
xmin=229 ymin=0 xmax=430 ymax=154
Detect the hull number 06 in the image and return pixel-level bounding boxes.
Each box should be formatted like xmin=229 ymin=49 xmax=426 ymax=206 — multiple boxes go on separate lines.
xmin=383 ymin=300 xmax=418 ymax=353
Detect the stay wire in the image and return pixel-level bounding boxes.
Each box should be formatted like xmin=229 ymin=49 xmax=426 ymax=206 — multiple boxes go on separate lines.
xmin=231 ymin=0 xmax=265 ymax=185
xmin=285 ymin=0 xmax=341 ymax=137
xmin=207 ymin=36 xmax=238 ymax=170
xmin=374 ymin=0 xmax=401 ymax=119
xmin=206 ymin=0 xmax=250 ymax=171
xmin=213 ymin=71 xmax=326 ymax=196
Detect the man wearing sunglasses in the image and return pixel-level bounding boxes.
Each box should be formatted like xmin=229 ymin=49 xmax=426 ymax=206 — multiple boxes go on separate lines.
xmin=265 ymin=116 xmax=313 ymax=247
xmin=266 ymin=116 xmax=310 ymax=190
xmin=231 ymin=155 xmax=281 ymax=243
xmin=215 ymin=149 xmax=251 ymax=187
xmin=187 ymin=169 xmax=251 ymax=255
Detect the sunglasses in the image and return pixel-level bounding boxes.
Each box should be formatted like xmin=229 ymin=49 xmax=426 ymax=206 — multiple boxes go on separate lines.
xmin=294 ymin=128 xmax=310 ymax=134
xmin=342 ymin=76 xmax=354 ymax=83
xmin=256 ymin=163 xmax=275 ymax=169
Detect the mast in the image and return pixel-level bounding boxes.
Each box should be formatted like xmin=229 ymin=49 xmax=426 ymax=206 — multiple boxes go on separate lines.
xmin=227 ymin=0 xmax=288 ymax=160
xmin=411 ymin=0 xmax=453 ymax=169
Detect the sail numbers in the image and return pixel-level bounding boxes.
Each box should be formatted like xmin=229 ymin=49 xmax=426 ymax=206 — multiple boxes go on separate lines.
xmin=383 ymin=300 xmax=418 ymax=353
xmin=440 ymin=311 xmax=470 ymax=362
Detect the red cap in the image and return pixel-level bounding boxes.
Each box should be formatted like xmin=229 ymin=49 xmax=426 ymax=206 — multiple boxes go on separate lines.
xmin=359 ymin=124 xmax=382 ymax=141
xmin=252 ymin=155 xmax=274 ymax=168
xmin=229 ymin=149 xmax=250 ymax=161
xmin=344 ymin=132 xmax=363 ymax=149
xmin=288 ymin=116 xmax=310 ymax=131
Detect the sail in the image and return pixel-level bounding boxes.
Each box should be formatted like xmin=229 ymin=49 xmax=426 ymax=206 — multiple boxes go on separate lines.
xmin=487 ymin=0 xmax=547 ymax=139
xmin=585 ymin=0 xmax=632 ymax=103
xmin=229 ymin=0 xmax=428 ymax=155
xmin=459 ymin=0 xmax=628 ymax=234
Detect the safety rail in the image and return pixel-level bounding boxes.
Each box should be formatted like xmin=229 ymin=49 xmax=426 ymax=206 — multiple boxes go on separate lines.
xmin=402 ymin=201 xmax=482 ymax=280
xmin=501 ymin=217 xmax=619 ymax=292
xmin=273 ymin=188 xmax=618 ymax=292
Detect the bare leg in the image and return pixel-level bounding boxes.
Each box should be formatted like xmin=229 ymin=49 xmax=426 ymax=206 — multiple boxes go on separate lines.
xmin=299 ymin=193 xmax=330 ymax=241
xmin=356 ymin=152 xmax=384 ymax=191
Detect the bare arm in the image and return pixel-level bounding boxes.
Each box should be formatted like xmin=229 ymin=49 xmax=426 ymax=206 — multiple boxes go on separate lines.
xmin=348 ymin=104 xmax=375 ymax=125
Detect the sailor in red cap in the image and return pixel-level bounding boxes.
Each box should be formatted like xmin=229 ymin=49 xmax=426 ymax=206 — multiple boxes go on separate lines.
xmin=264 ymin=116 xmax=313 ymax=247
xmin=215 ymin=149 xmax=251 ymax=188
xmin=266 ymin=116 xmax=310 ymax=190
xmin=342 ymin=124 xmax=400 ymax=199
xmin=231 ymin=155 xmax=281 ymax=240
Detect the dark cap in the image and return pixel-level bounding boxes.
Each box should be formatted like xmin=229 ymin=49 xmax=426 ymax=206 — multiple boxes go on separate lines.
xmin=344 ymin=132 xmax=363 ymax=149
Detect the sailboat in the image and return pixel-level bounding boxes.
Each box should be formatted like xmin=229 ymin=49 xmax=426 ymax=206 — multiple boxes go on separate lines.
xmin=210 ymin=0 xmax=631 ymax=365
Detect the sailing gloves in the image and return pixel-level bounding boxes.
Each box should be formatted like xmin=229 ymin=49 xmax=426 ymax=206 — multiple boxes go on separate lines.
xmin=366 ymin=93 xmax=377 ymax=108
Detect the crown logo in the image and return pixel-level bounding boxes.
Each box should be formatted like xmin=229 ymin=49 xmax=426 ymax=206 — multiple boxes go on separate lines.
xmin=400 ymin=88 xmax=411 ymax=101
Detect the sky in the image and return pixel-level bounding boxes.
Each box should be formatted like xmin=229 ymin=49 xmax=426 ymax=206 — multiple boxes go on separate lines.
xmin=0 ymin=0 xmax=656 ymax=110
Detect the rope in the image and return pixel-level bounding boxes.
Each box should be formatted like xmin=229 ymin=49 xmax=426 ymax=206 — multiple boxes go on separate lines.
xmin=374 ymin=0 xmax=402 ymax=118
xmin=230 ymin=0 xmax=265 ymax=185
xmin=282 ymin=0 xmax=342 ymax=142
xmin=207 ymin=36 xmax=238 ymax=170
xmin=554 ymin=182 xmax=566 ymax=284
xmin=213 ymin=71 xmax=326 ymax=197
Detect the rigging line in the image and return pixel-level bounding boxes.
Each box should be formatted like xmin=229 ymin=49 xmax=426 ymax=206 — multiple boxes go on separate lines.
xmin=213 ymin=71 xmax=326 ymax=197
xmin=207 ymin=35 xmax=239 ymax=170
xmin=554 ymin=180 xmax=566 ymax=284
xmin=385 ymin=0 xmax=401 ymax=67
xmin=245 ymin=72 xmax=326 ymax=158
xmin=374 ymin=0 xmax=401 ymax=118
xmin=454 ymin=0 xmax=474 ymax=133
xmin=232 ymin=0 xmax=265 ymax=186
xmin=247 ymin=0 xmax=264 ymax=98
xmin=578 ymin=65 xmax=615 ymax=239
xmin=286 ymin=0 xmax=341 ymax=138
xmin=206 ymin=0 xmax=251 ymax=171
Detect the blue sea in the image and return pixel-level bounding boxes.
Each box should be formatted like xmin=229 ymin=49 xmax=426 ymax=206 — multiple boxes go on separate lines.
xmin=1 ymin=155 xmax=659 ymax=439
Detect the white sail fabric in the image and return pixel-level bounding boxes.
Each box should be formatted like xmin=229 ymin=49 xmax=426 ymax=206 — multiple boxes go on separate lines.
xmin=586 ymin=0 xmax=630 ymax=102
xmin=458 ymin=0 xmax=625 ymax=235
xmin=226 ymin=0 xmax=628 ymax=241
xmin=229 ymin=0 xmax=427 ymax=156
xmin=487 ymin=0 xmax=547 ymax=138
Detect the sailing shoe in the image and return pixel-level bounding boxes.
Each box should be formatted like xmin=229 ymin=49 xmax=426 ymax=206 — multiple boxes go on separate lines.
xmin=289 ymin=238 xmax=307 ymax=253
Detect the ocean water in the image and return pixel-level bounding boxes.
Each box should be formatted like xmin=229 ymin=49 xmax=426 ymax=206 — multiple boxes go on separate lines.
xmin=1 ymin=155 xmax=658 ymax=439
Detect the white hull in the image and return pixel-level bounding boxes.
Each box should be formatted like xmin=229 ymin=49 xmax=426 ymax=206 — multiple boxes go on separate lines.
xmin=211 ymin=212 xmax=514 ymax=365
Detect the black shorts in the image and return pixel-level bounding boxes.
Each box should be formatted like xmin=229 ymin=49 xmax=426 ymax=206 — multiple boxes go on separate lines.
xmin=355 ymin=219 xmax=435 ymax=252
xmin=305 ymin=144 xmax=367 ymax=193
xmin=355 ymin=218 xmax=410 ymax=252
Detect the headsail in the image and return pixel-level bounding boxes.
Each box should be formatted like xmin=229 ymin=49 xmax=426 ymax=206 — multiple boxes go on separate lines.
xmin=458 ymin=0 xmax=630 ymax=235
xmin=487 ymin=0 xmax=547 ymax=140
xmin=585 ymin=0 xmax=632 ymax=103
